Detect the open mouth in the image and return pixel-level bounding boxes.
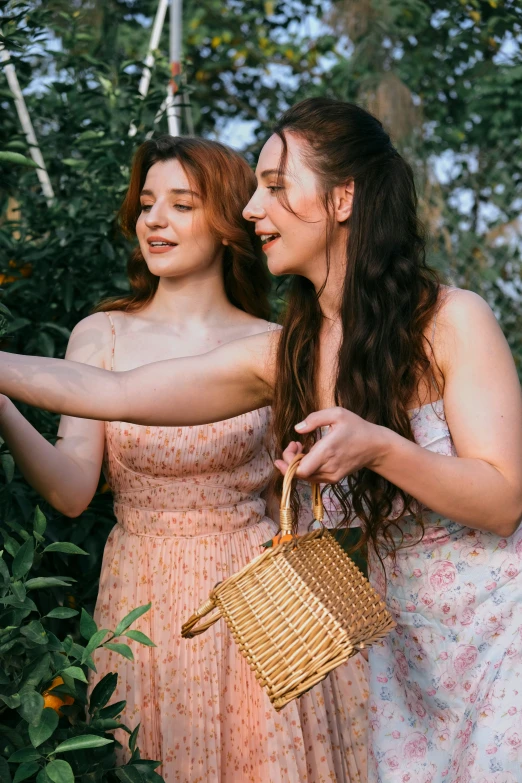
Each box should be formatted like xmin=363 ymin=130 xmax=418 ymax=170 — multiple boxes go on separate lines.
xmin=259 ymin=233 xmax=280 ymax=249
xmin=148 ymin=241 xmax=176 ymax=247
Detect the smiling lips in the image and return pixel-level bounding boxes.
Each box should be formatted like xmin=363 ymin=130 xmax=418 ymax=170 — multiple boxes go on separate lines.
xmin=147 ymin=236 xmax=178 ymax=254
xmin=258 ymin=233 xmax=280 ymax=251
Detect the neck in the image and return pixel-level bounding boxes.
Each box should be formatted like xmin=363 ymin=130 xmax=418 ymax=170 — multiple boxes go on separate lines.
xmin=314 ymin=244 xmax=346 ymax=323
xmin=144 ymin=263 xmax=237 ymax=327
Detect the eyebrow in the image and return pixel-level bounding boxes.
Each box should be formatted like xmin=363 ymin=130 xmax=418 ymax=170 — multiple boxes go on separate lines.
xmin=140 ymin=188 xmax=200 ymax=198
xmin=259 ymin=169 xmax=288 ymax=179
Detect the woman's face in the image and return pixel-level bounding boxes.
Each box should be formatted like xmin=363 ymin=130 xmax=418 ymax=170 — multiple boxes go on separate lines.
xmin=136 ymin=159 xmax=224 ymax=280
xmin=243 ymin=133 xmax=343 ymax=286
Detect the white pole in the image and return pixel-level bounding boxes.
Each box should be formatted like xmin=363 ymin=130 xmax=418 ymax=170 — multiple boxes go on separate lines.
xmin=166 ymin=0 xmax=182 ymax=136
xmin=138 ymin=0 xmax=169 ymax=99
xmin=0 ymin=43 xmax=55 ymax=204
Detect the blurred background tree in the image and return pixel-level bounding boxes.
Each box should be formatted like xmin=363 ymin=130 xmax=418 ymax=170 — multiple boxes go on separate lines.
xmin=0 ymin=0 xmax=521 ymax=633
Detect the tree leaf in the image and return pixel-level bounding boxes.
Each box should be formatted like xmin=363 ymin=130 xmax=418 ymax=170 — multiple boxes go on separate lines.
xmin=45 ymin=759 xmax=74 ymax=783
xmin=125 ymin=630 xmax=156 ymax=647
xmin=33 ymin=507 xmax=47 ymax=537
xmin=81 ymin=628 xmax=110 ymax=663
xmin=87 ymin=673 xmax=118 ymax=714
xmin=97 ymin=699 xmax=126 ymax=719
xmin=0 ymin=151 xmax=39 ymax=168
xmin=22 ymin=652 xmax=51 ymax=689
xmin=42 ymin=542 xmax=88 ymax=556
xmin=113 ymin=767 xmax=143 ymax=783
xmin=28 ymin=708 xmax=59 ymax=748
xmin=0 ymin=553 xmax=10 ymax=582
xmin=0 ymin=757 xmax=11 ymax=783
xmin=129 ymin=722 xmax=140 ymax=754
xmin=114 ymin=603 xmax=151 ymax=637
xmin=102 ymin=642 xmax=134 ymax=662
xmin=80 ymin=608 xmax=98 ymax=641
xmin=20 ymin=620 xmax=47 ymax=645
xmin=8 ymin=747 xmax=42 ymax=763
xmin=1 ymin=453 xmax=15 ymax=483
xmin=12 ymin=537 xmax=34 ymax=580
xmin=46 ymin=607 xmax=78 ymax=619
xmin=18 ymin=690 xmax=44 ymax=726
xmin=25 ymin=577 xmax=75 ymax=591
xmin=59 ymin=666 xmax=88 ymax=683
xmin=13 ymin=761 xmax=40 ymax=783
xmin=53 ymin=735 xmax=114 ymax=753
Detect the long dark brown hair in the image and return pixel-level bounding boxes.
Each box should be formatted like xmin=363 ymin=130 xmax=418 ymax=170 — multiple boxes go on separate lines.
xmin=96 ymin=136 xmax=270 ymax=319
xmin=271 ymin=97 xmax=441 ymax=557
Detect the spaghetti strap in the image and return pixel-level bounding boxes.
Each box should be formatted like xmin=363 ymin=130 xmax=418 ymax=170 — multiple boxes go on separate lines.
xmin=103 ymin=312 xmax=116 ymax=371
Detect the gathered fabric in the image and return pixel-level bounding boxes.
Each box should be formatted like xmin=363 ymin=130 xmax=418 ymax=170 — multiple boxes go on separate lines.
xmin=89 ymin=408 xmax=369 ymax=782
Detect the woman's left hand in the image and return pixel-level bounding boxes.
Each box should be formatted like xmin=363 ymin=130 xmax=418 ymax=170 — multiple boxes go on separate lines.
xmin=273 ymin=407 xmax=391 ymax=484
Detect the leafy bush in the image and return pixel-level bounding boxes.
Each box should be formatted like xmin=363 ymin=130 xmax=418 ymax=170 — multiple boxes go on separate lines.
xmin=0 ymin=506 xmax=163 ymax=783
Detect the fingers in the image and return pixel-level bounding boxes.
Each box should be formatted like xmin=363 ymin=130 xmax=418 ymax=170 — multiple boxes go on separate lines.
xmin=294 ymin=407 xmax=343 ymax=434
xmin=274 ymin=441 xmax=303 ymax=475
xmin=296 ymin=440 xmax=330 ymax=478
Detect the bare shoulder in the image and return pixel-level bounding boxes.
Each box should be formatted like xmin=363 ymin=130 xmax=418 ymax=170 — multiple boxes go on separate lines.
xmin=435 ymin=287 xmax=511 ymax=372
xmin=66 ymin=311 xmax=113 ymax=368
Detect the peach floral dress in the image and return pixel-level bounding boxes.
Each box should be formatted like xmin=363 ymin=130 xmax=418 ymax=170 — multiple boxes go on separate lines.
xmin=89 ymin=314 xmax=369 ymax=783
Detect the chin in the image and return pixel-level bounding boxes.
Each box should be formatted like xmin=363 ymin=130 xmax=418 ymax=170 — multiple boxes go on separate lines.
xmin=266 ymin=255 xmax=297 ymax=277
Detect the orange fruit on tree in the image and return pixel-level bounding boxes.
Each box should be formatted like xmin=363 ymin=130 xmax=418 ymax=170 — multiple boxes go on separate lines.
xmin=42 ymin=676 xmax=74 ymax=715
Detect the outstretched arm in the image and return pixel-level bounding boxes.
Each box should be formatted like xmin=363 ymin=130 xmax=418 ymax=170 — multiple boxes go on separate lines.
xmin=0 ymin=327 xmax=276 ymax=426
xmin=0 ymin=314 xmax=110 ymax=516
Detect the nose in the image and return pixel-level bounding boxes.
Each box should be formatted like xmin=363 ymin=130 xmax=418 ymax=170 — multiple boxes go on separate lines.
xmin=243 ymin=188 xmax=265 ymax=222
xmin=144 ymin=200 xmax=168 ymax=228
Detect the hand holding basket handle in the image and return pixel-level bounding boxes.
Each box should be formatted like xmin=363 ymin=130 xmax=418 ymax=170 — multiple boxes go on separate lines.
xmin=182 ymin=453 xmax=395 ymax=711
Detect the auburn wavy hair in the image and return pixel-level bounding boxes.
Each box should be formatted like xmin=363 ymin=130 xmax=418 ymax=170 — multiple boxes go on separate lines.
xmin=96 ymin=136 xmax=270 ymax=319
xmin=270 ymin=98 xmax=441 ymax=558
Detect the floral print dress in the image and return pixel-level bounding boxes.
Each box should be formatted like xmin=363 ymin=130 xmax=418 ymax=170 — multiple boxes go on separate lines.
xmin=368 ymin=399 xmax=522 ymax=783
xmin=88 ymin=315 xmax=369 ymax=783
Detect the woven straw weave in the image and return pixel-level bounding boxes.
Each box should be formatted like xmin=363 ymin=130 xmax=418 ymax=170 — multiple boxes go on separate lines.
xmin=182 ymin=453 xmax=395 ymax=710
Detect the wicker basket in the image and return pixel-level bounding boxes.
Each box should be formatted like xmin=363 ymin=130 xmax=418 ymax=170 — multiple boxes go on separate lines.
xmin=181 ymin=453 xmax=395 ymax=711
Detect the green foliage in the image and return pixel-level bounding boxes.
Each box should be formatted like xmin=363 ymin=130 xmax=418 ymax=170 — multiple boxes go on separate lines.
xmin=0 ymin=506 xmax=160 ymax=782
xmin=324 ymin=0 xmax=522 ymax=371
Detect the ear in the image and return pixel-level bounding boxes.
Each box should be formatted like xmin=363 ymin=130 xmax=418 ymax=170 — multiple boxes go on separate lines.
xmin=333 ymin=180 xmax=354 ymax=223
xmin=222 ymin=238 xmax=229 ymax=246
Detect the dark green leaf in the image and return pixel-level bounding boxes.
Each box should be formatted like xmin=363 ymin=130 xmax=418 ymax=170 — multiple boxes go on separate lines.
xmin=11 ymin=580 xmax=26 ymax=601
xmin=125 ymin=630 xmax=156 ymax=647
xmin=42 ymin=542 xmax=88 ymax=556
xmin=13 ymin=762 xmax=40 ymax=783
xmin=1 ymin=454 xmax=15 ymax=483
xmin=46 ymin=607 xmax=78 ymax=619
xmin=97 ymin=699 xmax=126 ymax=719
xmin=22 ymin=652 xmax=51 ymax=689
xmin=7 ymin=747 xmax=42 ymax=763
xmin=0 ymin=757 xmax=11 ymax=783
xmin=102 ymin=642 xmax=134 ymax=661
xmin=81 ymin=628 xmax=110 ymax=663
xmin=88 ymin=673 xmax=118 ymax=714
xmin=0 ymin=693 xmax=21 ymax=709
xmin=45 ymin=759 xmax=74 ymax=783
xmin=129 ymin=722 xmax=140 ymax=754
xmin=113 ymin=767 xmax=143 ymax=783
xmin=12 ymin=537 xmax=34 ymax=579
xmin=25 ymin=577 xmax=75 ymax=591
xmin=18 ymin=690 xmax=44 ymax=726
xmin=20 ymin=620 xmax=47 ymax=645
xmin=0 ymin=554 xmax=10 ymax=582
xmin=59 ymin=666 xmax=88 ymax=683
xmin=28 ymin=708 xmax=59 ymax=748
xmin=33 ymin=507 xmax=47 ymax=536
xmin=80 ymin=608 xmax=98 ymax=641
xmin=114 ymin=603 xmax=151 ymax=637
xmin=53 ymin=735 xmax=114 ymax=753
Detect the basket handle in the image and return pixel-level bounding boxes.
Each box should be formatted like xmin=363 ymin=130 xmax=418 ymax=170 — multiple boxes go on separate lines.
xmin=280 ymin=453 xmax=324 ymax=535
xmin=181 ymin=597 xmax=222 ymax=639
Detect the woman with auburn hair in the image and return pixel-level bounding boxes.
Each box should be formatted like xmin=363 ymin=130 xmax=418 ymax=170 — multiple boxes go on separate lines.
xmin=2 ymin=97 xmax=522 ymax=780
xmin=0 ymin=135 xmax=368 ymax=782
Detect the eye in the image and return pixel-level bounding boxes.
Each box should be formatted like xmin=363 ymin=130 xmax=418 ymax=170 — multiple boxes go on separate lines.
xmin=174 ymin=204 xmax=192 ymax=211
xmin=267 ymin=186 xmax=283 ymax=194
xmin=140 ymin=204 xmax=152 ymax=212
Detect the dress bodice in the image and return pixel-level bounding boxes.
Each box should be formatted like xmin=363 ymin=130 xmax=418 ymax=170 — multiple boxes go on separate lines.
xmin=103 ymin=409 xmax=273 ymax=537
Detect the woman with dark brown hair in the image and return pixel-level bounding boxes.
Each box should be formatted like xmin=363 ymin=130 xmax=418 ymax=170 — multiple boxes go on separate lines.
xmin=0 ymin=134 xmax=368 ymax=782
xmin=2 ymin=97 xmax=522 ymax=781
